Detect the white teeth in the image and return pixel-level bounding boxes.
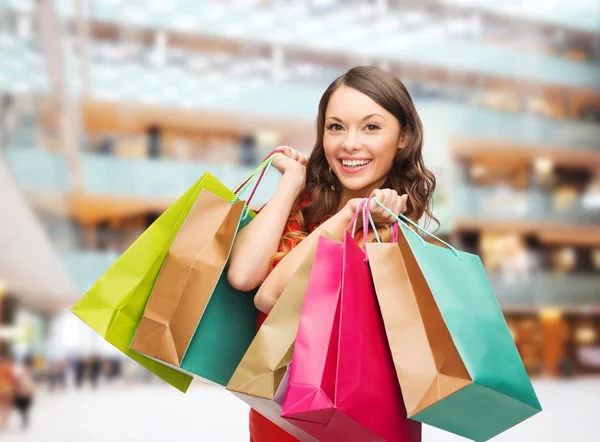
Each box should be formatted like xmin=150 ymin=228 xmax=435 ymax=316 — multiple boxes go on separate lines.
xmin=341 ymin=159 xmax=371 ymax=167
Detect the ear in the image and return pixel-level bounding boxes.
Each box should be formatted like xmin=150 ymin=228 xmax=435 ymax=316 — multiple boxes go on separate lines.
xmin=398 ymin=130 xmax=410 ymax=149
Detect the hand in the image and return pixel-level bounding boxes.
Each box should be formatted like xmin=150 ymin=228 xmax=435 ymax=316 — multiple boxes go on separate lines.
xmin=344 ymin=189 xmax=408 ymax=227
xmin=369 ymin=189 xmax=408 ymax=224
xmin=271 ymin=146 xmax=307 ymax=177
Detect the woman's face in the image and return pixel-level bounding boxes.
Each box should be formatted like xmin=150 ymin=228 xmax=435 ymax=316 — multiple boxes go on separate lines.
xmin=323 ymin=86 xmax=405 ymax=197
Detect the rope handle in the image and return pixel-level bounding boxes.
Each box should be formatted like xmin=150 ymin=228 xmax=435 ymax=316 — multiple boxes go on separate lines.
xmin=349 ymin=200 xmax=364 ymax=237
xmin=233 ymin=149 xmax=284 ymax=194
xmin=231 ymin=156 xmax=275 ymax=201
xmin=346 ymin=198 xmax=380 ymax=262
xmin=231 ymin=151 xmax=284 ymax=219
xmin=372 ymin=198 xmax=461 ymax=259
xmin=362 ymin=197 xmax=381 ymax=244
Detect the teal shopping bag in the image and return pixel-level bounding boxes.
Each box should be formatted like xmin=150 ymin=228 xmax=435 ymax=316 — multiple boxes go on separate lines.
xmin=367 ymin=199 xmax=542 ymax=442
xmin=178 ymin=212 xmax=257 ymax=385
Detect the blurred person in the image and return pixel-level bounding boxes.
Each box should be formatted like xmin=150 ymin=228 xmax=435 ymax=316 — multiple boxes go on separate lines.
xmin=241 ymin=133 xmax=258 ymax=166
xmin=147 ymin=125 xmax=162 ymax=158
xmin=49 ymin=361 xmax=67 ymax=392
xmin=228 ymin=66 xmax=436 ymax=442
xmin=97 ymin=135 xmax=116 ymax=155
xmin=89 ymin=356 xmax=103 ymax=389
xmin=105 ymin=358 xmax=122 ymax=383
xmin=12 ymin=356 xmax=35 ymax=430
xmin=0 ymin=353 xmax=15 ymax=430
xmin=74 ymin=357 xmax=86 ymax=389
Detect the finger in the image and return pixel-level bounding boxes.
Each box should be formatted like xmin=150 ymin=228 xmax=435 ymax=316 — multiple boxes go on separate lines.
xmin=377 ymin=190 xmax=393 ymax=220
xmin=400 ymin=194 xmax=409 ymax=214
xmin=395 ymin=194 xmax=405 ymax=215
xmin=391 ymin=196 xmax=403 ymax=218
xmin=370 ymin=190 xmax=385 ymax=215
xmin=382 ymin=189 xmax=394 ymax=211
xmin=348 ymin=198 xmax=361 ymax=213
xmin=298 ymin=153 xmax=307 ymax=165
xmin=371 ymin=188 xmax=383 ymax=204
xmin=381 ymin=193 xmax=396 ymax=223
xmin=368 ymin=196 xmax=377 ymax=215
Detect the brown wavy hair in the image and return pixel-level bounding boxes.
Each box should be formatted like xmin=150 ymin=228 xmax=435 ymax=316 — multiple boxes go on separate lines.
xmin=271 ymin=66 xmax=438 ymax=267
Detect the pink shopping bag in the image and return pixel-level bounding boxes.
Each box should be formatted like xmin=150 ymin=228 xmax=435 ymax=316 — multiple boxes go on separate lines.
xmin=281 ymin=202 xmax=421 ymax=442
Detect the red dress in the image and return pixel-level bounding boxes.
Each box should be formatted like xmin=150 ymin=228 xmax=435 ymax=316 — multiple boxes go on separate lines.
xmin=249 ymin=196 xmax=318 ymax=442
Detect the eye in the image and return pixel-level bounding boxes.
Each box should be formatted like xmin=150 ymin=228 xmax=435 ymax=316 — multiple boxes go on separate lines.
xmin=365 ymin=124 xmax=380 ymax=131
xmin=326 ymin=123 xmax=343 ymax=131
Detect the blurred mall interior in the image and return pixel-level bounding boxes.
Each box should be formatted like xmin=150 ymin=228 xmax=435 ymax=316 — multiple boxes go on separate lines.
xmin=0 ymin=0 xmax=599 ymax=440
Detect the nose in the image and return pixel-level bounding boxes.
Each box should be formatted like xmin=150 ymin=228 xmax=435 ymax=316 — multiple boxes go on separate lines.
xmin=341 ymin=129 xmax=362 ymax=152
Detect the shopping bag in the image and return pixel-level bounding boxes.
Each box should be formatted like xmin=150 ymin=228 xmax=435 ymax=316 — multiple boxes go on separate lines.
xmin=281 ymin=203 xmax=421 ymax=442
xmin=71 ymin=173 xmax=222 ymax=392
xmin=129 ymin=154 xmax=280 ymax=385
xmin=71 ymin=151 xmax=278 ymax=392
xmin=366 ymin=198 xmax=542 ymax=441
xmin=226 ymin=239 xmax=322 ymax=442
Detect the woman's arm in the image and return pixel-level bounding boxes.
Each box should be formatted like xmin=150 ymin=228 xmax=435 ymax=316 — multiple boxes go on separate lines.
xmin=253 ymin=203 xmax=356 ymax=314
xmin=227 ymin=150 xmax=306 ymax=292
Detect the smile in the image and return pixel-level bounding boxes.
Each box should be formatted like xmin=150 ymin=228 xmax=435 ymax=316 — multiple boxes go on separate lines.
xmin=339 ymin=159 xmax=372 ymax=168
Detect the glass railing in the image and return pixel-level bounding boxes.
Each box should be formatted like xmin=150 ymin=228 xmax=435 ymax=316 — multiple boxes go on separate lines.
xmin=4 ymin=147 xmax=282 ymax=202
xmin=2 ymin=147 xmax=71 ymax=191
xmin=2 ymin=35 xmax=600 ymax=146
xmin=418 ymin=101 xmax=600 ymax=150
xmin=60 ymin=249 xmax=121 ymax=294
xmin=52 ymin=0 xmax=600 ymax=89
xmin=3 ymin=0 xmax=597 ymax=35
xmin=60 ymin=246 xmax=600 ymax=306
xmin=3 ymin=3 xmax=600 ymax=94
xmin=0 ymin=36 xmax=48 ymax=94
xmin=489 ymin=272 xmax=600 ymax=307
xmin=454 ymin=185 xmax=600 ymax=224
xmin=6 ymin=148 xmax=600 ymax=227
xmin=74 ymin=63 xmax=600 ymax=150
xmin=435 ymin=0 xmax=600 ymax=34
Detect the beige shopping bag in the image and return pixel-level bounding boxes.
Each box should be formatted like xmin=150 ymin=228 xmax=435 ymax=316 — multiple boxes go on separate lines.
xmin=130 ymin=189 xmax=245 ymax=367
xmin=226 ymin=236 xmax=325 ymax=442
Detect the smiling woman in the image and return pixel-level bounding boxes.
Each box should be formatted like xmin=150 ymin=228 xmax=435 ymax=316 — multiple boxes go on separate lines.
xmin=226 ymin=65 xmax=438 ymax=442
xmin=325 ymin=90 xmax=407 ymax=195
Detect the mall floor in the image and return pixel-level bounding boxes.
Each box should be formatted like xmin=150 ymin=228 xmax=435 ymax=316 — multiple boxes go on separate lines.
xmin=1 ymin=378 xmax=598 ymax=442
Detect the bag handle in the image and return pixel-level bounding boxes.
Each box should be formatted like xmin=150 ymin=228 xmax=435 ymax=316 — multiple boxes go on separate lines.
xmin=233 ymin=149 xmax=284 ymax=194
xmin=346 ymin=198 xmax=380 ymax=263
xmin=348 ymin=199 xmax=366 ymax=237
xmin=360 ymin=198 xmax=381 ymax=244
xmin=390 ymin=221 xmax=398 ymax=243
xmin=231 ymin=150 xmax=284 ymax=219
xmin=372 ymin=197 xmax=461 ymax=259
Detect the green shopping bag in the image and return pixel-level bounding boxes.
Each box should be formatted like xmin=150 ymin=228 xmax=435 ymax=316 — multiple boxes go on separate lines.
xmin=366 ymin=199 xmax=542 ymax=442
xmin=72 ymin=155 xmax=277 ymax=392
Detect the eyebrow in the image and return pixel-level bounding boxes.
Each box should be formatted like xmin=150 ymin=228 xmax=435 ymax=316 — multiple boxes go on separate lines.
xmin=326 ymin=114 xmax=385 ymax=122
